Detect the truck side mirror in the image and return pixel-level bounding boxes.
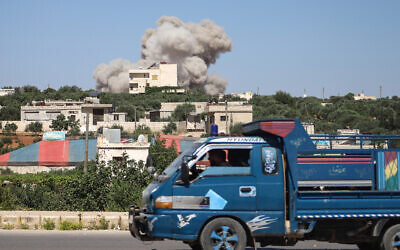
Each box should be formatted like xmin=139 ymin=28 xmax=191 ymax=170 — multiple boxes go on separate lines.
xmin=179 ymin=155 xmax=192 ymax=187
xmin=146 ymin=154 xmax=155 ymax=175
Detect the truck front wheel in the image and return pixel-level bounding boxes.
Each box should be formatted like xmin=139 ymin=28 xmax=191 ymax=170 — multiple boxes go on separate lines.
xmin=200 ymin=217 xmax=247 ymax=250
xmin=381 ymin=224 xmax=400 ymax=250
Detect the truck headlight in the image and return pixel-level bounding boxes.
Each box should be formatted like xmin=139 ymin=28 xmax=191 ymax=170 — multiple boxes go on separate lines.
xmin=155 ymin=196 xmax=172 ymax=209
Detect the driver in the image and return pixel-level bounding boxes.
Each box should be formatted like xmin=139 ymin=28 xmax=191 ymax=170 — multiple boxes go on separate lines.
xmin=208 ymin=150 xmax=229 ymax=166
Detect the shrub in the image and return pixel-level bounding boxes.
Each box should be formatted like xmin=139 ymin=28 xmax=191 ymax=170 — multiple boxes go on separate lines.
xmin=88 ymin=217 xmax=109 ymax=230
xmin=3 ymin=223 xmax=14 ymax=230
xmin=20 ymin=223 xmax=29 ymax=229
xmin=97 ymin=217 xmax=109 ymax=230
xmin=25 ymin=122 xmax=43 ymax=133
xmin=59 ymin=220 xmax=83 ymax=230
xmin=0 ymin=142 xmax=177 ymax=212
xmin=1 ymin=137 xmax=12 ymax=145
xmin=42 ymin=218 xmax=55 ymax=230
xmin=4 ymin=123 xmax=18 ymax=134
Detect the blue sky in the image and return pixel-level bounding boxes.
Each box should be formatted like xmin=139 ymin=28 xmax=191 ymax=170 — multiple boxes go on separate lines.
xmin=0 ymin=0 xmax=399 ymax=97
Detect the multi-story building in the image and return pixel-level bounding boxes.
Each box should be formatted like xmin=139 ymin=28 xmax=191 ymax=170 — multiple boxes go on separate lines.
xmin=20 ymin=97 xmax=126 ymax=131
xmin=205 ymin=101 xmax=253 ymax=135
xmin=148 ymin=101 xmax=253 ymax=135
xmin=129 ymin=62 xmax=178 ymax=94
xmin=148 ymin=102 xmax=208 ymax=121
xmin=0 ymin=88 xmax=15 ymax=96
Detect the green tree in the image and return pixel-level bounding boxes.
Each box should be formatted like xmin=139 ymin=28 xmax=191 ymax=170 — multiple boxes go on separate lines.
xmin=274 ymin=91 xmax=295 ymax=106
xmin=149 ymin=138 xmax=178 ymax=174
xmin=229 ymin=123 xmax=243 ymax=135
xmin=171 ymin=103 xmax=196 ymax=121
xmin=162 ymin=122 xmax=177 ymax=134
xmin=50 ymin=114 xmax=69 ymax=131
xmin=50 ymin=114 xmax=80 ymax=135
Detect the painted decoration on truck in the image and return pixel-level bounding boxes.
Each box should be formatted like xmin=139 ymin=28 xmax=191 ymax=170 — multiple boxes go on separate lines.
xmin=384 ymin=151 xmax=399 ymax=191
xmin=262 ymin=147 xmax=278 ymax=175
xmin=177 ymin=214 xmax=196 ymax=228
xmin=246 ymin=215 xmax=277 ymax=232
xmin=377 ymin=151 xmax=400 ymax=191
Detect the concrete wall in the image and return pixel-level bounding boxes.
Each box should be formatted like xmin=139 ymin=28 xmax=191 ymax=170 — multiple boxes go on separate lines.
xmin=0 ymin=166 xmax=75 ymax=174
xmin=2 ymin=120 xmax=195 ymax=134
xmin=0 ymin=211 xmax=128 ymax=230
xmin=1 ymin=121 xmax=53 ymax=132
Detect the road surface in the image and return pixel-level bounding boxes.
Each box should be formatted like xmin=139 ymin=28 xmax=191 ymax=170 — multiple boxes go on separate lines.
xmin=0 ymin=230 xmax=359 ymax=250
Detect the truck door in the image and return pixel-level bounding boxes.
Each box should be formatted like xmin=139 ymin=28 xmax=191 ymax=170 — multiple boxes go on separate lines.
xmin=171 ymin=144 xmax=257 ymax=236
xmin=252 ymin=144 xmax=285 ymax=235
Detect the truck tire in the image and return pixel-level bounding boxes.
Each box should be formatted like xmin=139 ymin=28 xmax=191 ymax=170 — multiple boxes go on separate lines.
xmin=199 ymin=217 xmax=246 ymax=250
xmin=381 ymin=224 xmax=400 ymax=250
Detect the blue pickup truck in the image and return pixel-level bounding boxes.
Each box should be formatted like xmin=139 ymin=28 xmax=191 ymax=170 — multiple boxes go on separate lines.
xmin=129 ymin=119 xmax=400 ymax=250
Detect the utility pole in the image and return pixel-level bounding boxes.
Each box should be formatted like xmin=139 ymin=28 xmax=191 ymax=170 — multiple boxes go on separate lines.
xmin=84 ymin=110 xmax=89 ymax=174
xmin=134 ymin=107 xmax=137 ymax=130
xmin=380 ymin=85 xmax=382 ymax=99
xmin=225 ymin=99 xmax=228 ymax=135
xmin=322 ymin=87 xmax=325 ymax=101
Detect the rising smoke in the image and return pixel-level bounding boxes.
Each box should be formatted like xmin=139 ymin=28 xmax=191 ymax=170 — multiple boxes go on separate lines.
xmin=93 ymin=16 xmax=233 ymax=95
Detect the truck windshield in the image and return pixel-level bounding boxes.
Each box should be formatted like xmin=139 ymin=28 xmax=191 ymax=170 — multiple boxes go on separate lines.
xmin=158 ymin=142 xmax=203 ymax=181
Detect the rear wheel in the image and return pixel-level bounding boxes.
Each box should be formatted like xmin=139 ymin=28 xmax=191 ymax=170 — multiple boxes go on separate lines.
xmin=381 ymin=224 xmax=400 ymax=250
xmin=200 ymin=217 xmax=246 ymax=250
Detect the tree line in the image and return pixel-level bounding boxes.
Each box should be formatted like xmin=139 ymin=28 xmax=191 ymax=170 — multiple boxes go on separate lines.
xmin=1 ymin=85 xmax=399 ymax=134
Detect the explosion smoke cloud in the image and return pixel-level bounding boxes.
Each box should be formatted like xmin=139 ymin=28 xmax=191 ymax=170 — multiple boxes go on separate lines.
xmin=93 ymin=16 xmax=232 ymax=95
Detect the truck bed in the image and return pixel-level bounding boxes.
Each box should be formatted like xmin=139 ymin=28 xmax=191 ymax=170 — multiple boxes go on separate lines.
xmin=293 ymin=149 xmax=400 ymax=220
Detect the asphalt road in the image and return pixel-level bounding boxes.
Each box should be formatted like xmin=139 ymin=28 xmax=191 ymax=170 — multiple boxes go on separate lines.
xmin=0 ymin=230 xmax=359 ymax=250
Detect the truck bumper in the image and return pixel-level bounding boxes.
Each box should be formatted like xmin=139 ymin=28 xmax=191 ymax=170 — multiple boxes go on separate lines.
xmin=128 ymin=205 xmax=165 ymax=241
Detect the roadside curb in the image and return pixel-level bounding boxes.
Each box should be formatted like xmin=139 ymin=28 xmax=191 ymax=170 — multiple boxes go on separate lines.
xmin=0 ymin=211 xmax=128 ymax=230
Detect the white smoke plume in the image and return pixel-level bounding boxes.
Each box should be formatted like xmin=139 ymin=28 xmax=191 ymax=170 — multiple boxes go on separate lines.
xmin=93 ymin=16 xmax=232 ymax=95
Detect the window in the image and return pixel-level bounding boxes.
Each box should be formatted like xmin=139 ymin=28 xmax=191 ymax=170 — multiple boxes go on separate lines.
xmin=152 ymin=75 xmax=158 ymax=80
xmin=130 ymin=83 xmax=138 ymax=89
xmin=46 ymin=111 xmax=61 ymax=120
xmin=70 ymin=115 xmax=76 ymax=121
xmin=220 ymin=116 xmax=227 ymax=121
xmin=262 ymin=147 xmax=278 ymax=175
xmin=114 ymin=114 xmax=119 ymax=121
xmin=187 ymin=146 xmax=252 ymax=182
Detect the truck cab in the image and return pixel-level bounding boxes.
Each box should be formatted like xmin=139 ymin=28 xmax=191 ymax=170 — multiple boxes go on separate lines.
xmin=130 ymin=119 xmax=400 ymax=250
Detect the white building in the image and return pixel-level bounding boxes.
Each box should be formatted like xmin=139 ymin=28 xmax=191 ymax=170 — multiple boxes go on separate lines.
xmin=129 ymin=62 xmax=178 ymax=94
xmin=20 ymin=97 xmax=126 ymax=131
xmin=97 ymin=128 xmax=150 ymax=165
xmin=354 ymin=93 xmax=377 ymax=101
xmin=0 ymin=88 xmax=15 ymax=96
xmin=219 ymin=91 xmax=253 ymax=101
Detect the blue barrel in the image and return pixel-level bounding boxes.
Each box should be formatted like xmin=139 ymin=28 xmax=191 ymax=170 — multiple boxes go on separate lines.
xmin=210 ymin=124 xmax=218 ymax=136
